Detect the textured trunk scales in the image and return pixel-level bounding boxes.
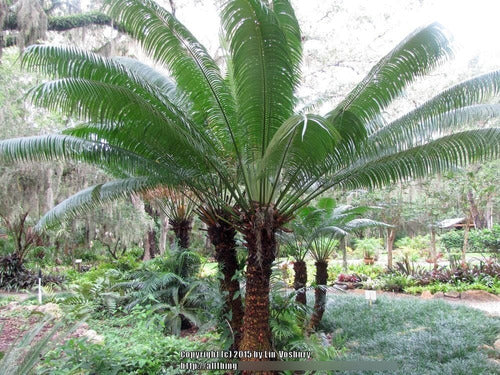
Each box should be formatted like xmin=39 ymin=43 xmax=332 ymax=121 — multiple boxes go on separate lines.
xmin=208 ymin=218 xmax=243 ymax=349
xmin=171 ymin=218 xmax=192 ymax=249
xmin=293 ymin=260 xmax=307 ymax=305
xmin=239 ymin=205 xmax=282 ymax=375
xmin=308 ymin=260 xmax=328 ymax=332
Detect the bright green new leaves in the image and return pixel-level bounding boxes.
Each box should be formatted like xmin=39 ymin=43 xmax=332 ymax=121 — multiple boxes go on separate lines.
xmin=222 ymin=0 xmax=298 ymax=158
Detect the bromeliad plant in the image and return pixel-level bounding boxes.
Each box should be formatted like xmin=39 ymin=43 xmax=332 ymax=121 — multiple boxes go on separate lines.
xmin=1 ymin=0 xmax=500 ymax=354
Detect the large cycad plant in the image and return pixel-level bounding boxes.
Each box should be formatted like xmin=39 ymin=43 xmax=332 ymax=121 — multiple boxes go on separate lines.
xmin=1 ymin=0 xmax=500 ymax=354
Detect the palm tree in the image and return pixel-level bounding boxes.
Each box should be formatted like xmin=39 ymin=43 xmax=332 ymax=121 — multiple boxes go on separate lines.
xmin=300 ymin=198 xmax=390 ymax=332
xmin=198 ymin=192 xmax=244 ymax=349
xmin=142 ymin=186 xmax=196 ymax=250
xmin=1 ymin=0 xmax=500 ymax=355
xmin=279 ymin=214 xmax=311 ymax=306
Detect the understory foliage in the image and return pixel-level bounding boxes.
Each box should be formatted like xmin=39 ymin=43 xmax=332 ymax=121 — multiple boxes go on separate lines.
xmin=55 ymin=249 xmax=222 ymax=336
xmin=440 ymin=224 xmax=500 ymax=255
xmin=0 ymin=253 xmax=63 ymax=291
xmin=114 ymin=249 xmax=219 ymax=335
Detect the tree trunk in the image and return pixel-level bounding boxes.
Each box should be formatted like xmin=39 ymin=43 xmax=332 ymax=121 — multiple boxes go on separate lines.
xmin=467 ymin=190 xmax=486 ymax=229
xmin=340 ymin=236 xmax=347 ymax=271
xmin=386 ymin=228 xmax=396 ymax=270
xmin=144 ymin=203 xmax=159 ymax=257
xmin=171 ymin=219 xmax=192 ymax=250
xmin=430 ymin=227 xmax=437 ymax=270
xmin=239 ymin=206 xmax=280 ymax=374
xmin=462 ymin=216 xmax=471 ymax=267
xmin=293 ymin=260 xmax=307 ymax=305
xmin=159 ymin=213 xmax=169 ymax=256
xmin=142 ymin=233 xmax=151 ymax=261
xmin=308 ymin=260 xmax=328 ymax=332
xmin=208 ymin=217 xmax=243 ymax=350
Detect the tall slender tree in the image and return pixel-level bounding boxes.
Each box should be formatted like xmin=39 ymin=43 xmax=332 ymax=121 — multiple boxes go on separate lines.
xmin=1 ymin=0 xmax=500 ymax=360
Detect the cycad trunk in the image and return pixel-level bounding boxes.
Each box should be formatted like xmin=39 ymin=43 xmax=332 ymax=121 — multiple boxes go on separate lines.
xmin=293 ymin=260 xmax=307 ymax=305
xmin=308 ymin=260 xmax=328 ymax=332
xmin=207 ymin=218 xmax=243 ymax=349
xmin=171 ymin=218 xmax=192 ymax=249
xmin=239 ymin=206 xmax=281 ymax=374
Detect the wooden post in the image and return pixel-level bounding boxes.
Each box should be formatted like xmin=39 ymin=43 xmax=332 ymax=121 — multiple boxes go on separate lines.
xmin=462 ymin=216 xmax=471 ymax=267
xmin=341 ymin=237 xmax=347 ymax=272
xmin=386 ymin=228 xmax=396 ymax=270
xmin=430 ymin=227 xmax=437 ymax=270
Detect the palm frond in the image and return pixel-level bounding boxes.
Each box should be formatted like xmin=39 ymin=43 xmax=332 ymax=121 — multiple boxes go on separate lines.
xmin=0 ymin=134 xmax=164 ymax=178
xmin=272 ymin=0 xmax=302 ymax=82
xmin=369 ymin=70 xmax=500 ymax=146
xmin=103 ymin=0 xmax=238 ymax=150
xmin=221 ymin=0 xmax=298 ymax=166
xmin=326 ymin=23 xmax=452 ymax=146
xmin=331 ymin=128 xmax=500 ymax=191
xmin=36 ymin=177 xmax=162 ymax=230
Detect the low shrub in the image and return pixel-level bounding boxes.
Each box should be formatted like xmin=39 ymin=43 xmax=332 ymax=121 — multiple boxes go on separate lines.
xmin=379 ymin=273 xmax=416 ymax=292
xmin=0 ymin=254 xmax=64 ymax=291
xmin=404 ymin=280 xmax=500 ymax=295
xmin=413 ymin=260 xmax=499 ymax=286
xmin=39 ymin=312 xmax=222 ymax=375
xmin=440 ymin=224 xmax=500 ymax=255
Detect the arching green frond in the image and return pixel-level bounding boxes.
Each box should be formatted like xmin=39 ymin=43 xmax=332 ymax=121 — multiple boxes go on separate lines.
xmin=316 ymin=197 xmax=335 ymax=211
xmin=112 ymin=56 xmax=191 ymax=111
xmin=0 ymin=135 xmax=163 ymax=178
xmin=264 ymin=114 xmax=340 ymax=162
xmin=36 ymin=177 xmax=162 ymax=230
xmin=22 ymin=45 xmax=189 ymax=117
xmin=317 ymin=225 xmax=348 ymax=237
xmin=369 ymin=70 xmax=500 ymax=144
xmin=272 ymin=0 xmax=302 ymax=83
xmin=221 ymin=0 xmax=298 ymax=160
xmin=103 ymin=0 xmax=237 ymax=149
xmin=26 ymin=78 xmax=215 ymax=159
xmin=331 ymin=128 xmax=500 ymax=191
xmin=344 ymin=218 xmax=392 ymax=231
xmin=326 ymin=23 xmax=452 ymax=145
xmin=261 ymin=114 xmax=340 ymax=197
xmin=28 ymin=78 xmax=178 ymax=130
xmin=61 ymin=122 xmax=236 ymax=202
xmin=370 ymin=103 xmax=500 ymax=150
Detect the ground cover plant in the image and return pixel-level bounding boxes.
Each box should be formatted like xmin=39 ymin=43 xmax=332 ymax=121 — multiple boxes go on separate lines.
xmin=320 ymin=295 xmax=500 ymax=375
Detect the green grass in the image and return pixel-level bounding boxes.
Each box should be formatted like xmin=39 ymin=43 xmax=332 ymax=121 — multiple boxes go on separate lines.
xmin=319 ymin=295 xmax=500 ymax=374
